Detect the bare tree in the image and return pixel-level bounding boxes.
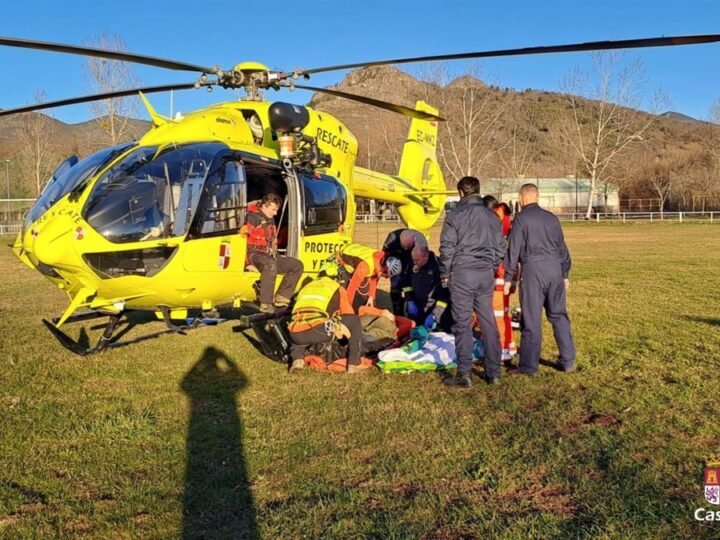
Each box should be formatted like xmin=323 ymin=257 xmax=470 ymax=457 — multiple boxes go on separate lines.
xmin=84 ymin=33 xmax=141 ymax=148
xmin=556 ymin=52 xmax=667 ymax=218
xmin=14 ymin=91 xmax=58 ymax=196
xmin=496 ymin=98 xmax=542 ymax=195
xmin=417 ymin=62 xmax=507 ymax=183
xmin=711 ymin=97 xmax=720 ymax=124
xmin=692 ymin=104 xmax=720 ymax=211
xmin=687 ymin=151 xmax=719 ymax=211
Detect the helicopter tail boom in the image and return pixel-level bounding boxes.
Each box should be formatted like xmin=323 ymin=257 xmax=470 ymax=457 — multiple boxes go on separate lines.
xmin=352 ymin=101 xmax=448 ymax=230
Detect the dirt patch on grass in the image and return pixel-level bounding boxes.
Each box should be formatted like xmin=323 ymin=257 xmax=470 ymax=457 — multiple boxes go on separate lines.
xmin=563 ymin=412 xmax=621 ymax=433
xmin=0 ymin=515 xmax=21 ymax=528
xmin=63 ymin=519 xmax=93 ymax=534
xmin=133 ymin=511 xmax=152 ymax=525
xmin=0 ymin=501 xmax=48 ymax=529
xmin=392 ymin=482 xmax=424 ymax=500
xmin=501 ymin=483 xmax=578 ymax=517
xmin=584 ymin=412 xmax=620 ymax=427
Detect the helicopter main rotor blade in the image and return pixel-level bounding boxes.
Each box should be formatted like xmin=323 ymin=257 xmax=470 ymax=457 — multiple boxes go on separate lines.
xmin=0 ymin=83 xmax=198 ymax=117
xmin=293 ymin=84 xmax=445 ymax=121
xmin=0 ymin=36 xmax=219 ymax=74
xmin=300 ymin=34 xmax=720 ymax=76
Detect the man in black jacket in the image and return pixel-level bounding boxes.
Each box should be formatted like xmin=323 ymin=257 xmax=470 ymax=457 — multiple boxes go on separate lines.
xmin=403 ymin=245 xmax=450 ymax=331
xmin=504 ymin=183 xmax=576 ymax=375
xmin=439 ymin=176 xmax=505 ymax=387
xmin=382 ymin=228 xmax=428 ymax=315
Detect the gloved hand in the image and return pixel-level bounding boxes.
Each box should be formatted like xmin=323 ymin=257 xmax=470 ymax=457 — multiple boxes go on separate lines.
xmin=406 ymin=300 xmax=419 ymax=318
xmin=423 ymin=314 xmax=437 ymax=330
xmin=432 ymin=301 xmax=447 ymax=322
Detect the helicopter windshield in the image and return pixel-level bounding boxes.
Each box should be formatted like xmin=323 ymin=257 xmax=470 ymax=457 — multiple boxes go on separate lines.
xmin=83 ymin=142 xmax=226 ymax=243
xmin=23 ymin=142 xmax=135 ymax=233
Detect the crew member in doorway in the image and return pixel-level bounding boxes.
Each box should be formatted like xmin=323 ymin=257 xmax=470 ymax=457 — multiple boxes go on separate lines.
xmin=244 ymin=193 xmax=303 ymax=313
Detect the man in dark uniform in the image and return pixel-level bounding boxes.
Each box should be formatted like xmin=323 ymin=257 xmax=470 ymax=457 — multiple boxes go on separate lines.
xmin=403 ymin=245 xmax=450 ymax=331
xmin=504 ymin=183 xmax=576 ymax=374
xmin=382 ymin=228 xmax=428 ymax=315
xmin=439 ymin=176 xmax=505 ymax=387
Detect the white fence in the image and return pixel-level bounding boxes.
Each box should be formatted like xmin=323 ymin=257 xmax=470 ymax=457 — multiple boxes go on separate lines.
xmin=355 ymin=214 xmax=401 ymax=223
xmin=1 ymin=206 xmax=717 ymax=236
xmin=0 ymin=199 xmax=34 ymax=236
xmin=0 ymin=223 xmax=22 ymax=235
xmin=557 ymin=211 xmax=718 ymax=223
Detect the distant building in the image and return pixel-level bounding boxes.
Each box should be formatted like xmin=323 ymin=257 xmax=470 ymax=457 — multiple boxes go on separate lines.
xmin=445 ymin=178 xmax=619 ymax=215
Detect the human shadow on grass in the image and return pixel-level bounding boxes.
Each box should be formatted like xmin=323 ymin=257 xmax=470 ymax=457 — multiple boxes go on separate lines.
xmin=180 ymin=347 xmax=258 ymax=540
xmin=682 ymin=315 xmax=720 ymax=327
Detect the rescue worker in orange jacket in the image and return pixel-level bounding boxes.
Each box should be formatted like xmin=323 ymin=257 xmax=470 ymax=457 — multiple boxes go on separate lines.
xmin=336 ymin=243 xmax=385 ymax=312
xmin=483 ymin=195 xmax=517 ymax=363
xmin=287 ymin=262 xmax=371 ymax=374
xmin=244 ymin=193 xmax=303 ymax=313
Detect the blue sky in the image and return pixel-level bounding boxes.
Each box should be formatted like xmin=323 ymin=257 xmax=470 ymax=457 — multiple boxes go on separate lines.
xmin=1 ymin=0 xmax=718 ymax=124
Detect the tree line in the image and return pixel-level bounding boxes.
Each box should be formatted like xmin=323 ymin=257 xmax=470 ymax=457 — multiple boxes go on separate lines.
xmin=2 ymin=39 xmax=719 ymax=217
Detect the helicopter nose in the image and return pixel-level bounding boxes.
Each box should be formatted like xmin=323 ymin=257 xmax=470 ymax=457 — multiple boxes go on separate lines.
xmin=32 ymin=215 xmax=84 ymax=271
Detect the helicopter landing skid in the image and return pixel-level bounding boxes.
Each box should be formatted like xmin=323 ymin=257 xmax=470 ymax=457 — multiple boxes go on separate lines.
xmin=42 ymin=310 xmax=223 ymax=356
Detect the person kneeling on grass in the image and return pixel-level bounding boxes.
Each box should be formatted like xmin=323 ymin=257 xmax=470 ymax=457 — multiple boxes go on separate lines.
xmin=402 ymin=244 xmax=451 ymax=331
xmin=287 ymin=262 xmax=372 ymax=374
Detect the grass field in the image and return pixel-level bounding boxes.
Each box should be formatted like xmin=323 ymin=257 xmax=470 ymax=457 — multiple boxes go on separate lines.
xmin=1 ymin=223 xmax=720 ymax=539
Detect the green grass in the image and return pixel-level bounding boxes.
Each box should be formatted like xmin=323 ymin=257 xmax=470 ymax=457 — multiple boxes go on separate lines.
xmin=1 ymin=223 xmax=720 ymax=538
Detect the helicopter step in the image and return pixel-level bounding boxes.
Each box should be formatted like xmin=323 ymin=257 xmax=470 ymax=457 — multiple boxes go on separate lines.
xmin=43 ymin=309 xmax=226 ymax=357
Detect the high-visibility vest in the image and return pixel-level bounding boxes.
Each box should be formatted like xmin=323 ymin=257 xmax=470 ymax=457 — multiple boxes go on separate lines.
xmin=341 ymin=243 xmax=379 ymax=274
xmin=292 ymin=277 xmax=340 ymax=319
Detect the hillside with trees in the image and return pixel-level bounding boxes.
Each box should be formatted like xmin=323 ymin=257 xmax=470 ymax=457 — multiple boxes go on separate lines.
xmin=2 ymin=59 xmax=719 ymax=212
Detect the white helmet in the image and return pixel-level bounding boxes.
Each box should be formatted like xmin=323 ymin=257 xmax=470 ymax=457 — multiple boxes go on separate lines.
xmin=385 ymin=257 xmax=402 ymax=278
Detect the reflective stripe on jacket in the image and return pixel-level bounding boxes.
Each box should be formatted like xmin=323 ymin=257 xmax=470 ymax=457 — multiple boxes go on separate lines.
xmin=341 ymin=243 xmax=381 ymax=275
xmin=292 ymin=277 xmax=340 ymax=320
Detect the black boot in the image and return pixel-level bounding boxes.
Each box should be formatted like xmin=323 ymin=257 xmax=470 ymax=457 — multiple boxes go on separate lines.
xmin=443 ymin=372 xmax=472 ymax=388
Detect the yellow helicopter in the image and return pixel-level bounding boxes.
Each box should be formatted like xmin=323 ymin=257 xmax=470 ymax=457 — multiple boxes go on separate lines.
xmin=2 ymin=34 xmax=718 ymax=355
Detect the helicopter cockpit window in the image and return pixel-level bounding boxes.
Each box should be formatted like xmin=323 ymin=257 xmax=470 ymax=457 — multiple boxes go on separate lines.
xmin=23 ymin=142 xmax=135 ymax=234
xmin=83 ymin=142 xmax=226 ymax=243
xmin=194 ymin=160 xmax=246 ymax=236
xmin=301 ymin=173 xmax=346 ymax=236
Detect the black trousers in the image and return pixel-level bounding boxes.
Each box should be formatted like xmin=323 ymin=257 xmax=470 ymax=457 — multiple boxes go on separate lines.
xmin=519 ymin=261 xmax=576 ymax=374
xmin=450 ymin=265 xmax=501 ymax=378
xmin=249 ymin=252 xmax=303 ymax=305
xmin=289 ymin=314 xmax=362 ymax=365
